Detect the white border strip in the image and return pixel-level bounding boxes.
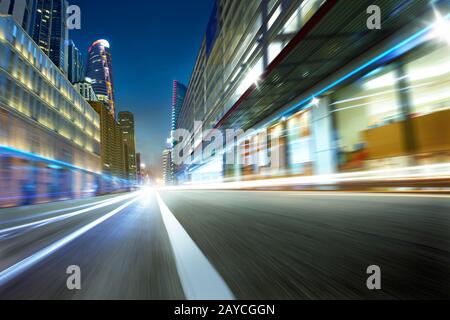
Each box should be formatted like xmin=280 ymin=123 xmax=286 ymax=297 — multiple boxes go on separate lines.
xmin=156 ymin=192 xmax=235 ymax=300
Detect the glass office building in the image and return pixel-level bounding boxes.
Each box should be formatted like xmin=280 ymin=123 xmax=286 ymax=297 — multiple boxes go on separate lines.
xmin=67 ymin=39 xmax=84 ymax=84
xmin=0 ymin=15 xmax=102 ymax=206
xmin=172 ymin=80 xmax=186 ymax=133
xmin=32 ymin=0 xmax=68 ymax=74
xmin=86 ymin=39 xmax=115 ymax=117
xmin=118 ymin=111 xmax=137 ymax=181
xmin=176 ymin=0 xmax=450 ymax=186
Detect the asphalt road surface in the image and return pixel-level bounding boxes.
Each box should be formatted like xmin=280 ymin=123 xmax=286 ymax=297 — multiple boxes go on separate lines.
xmin=0 ymin=189 xmax=449 ymax=300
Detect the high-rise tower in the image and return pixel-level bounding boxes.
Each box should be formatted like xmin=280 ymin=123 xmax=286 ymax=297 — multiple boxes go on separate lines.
xmin=32 ymin=0 xmax=69 ymax=73
xmin=171 ymin=80 xmax=187 ymax=134
xmin=86 ymin=39 xmax=115 ymax=117
xmin=118 ymin=111 xmax=137 ymax=181
xmin=67 ymin=40 xmax=84 ymax=84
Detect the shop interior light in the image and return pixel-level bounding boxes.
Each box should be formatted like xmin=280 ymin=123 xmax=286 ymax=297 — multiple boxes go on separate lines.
xmin=312 ymin=98 xmax=320 ymax=106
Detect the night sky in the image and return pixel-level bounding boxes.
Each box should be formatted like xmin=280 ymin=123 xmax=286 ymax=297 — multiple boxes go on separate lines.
xmin=70 ymin=0 xmax=214 ymax=177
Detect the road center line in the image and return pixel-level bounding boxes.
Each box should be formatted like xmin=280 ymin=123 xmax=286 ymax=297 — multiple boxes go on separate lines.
xmin=0 ymin=194 xmax=141 ymax=287
xmin=156 ymin=192 xmax=235 ymax=300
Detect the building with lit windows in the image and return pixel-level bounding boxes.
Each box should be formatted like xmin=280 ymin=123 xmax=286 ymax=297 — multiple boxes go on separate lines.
xmin=136 ymin=152 xmax=142 ymax=184
xmin=0 ymin=15 xmax=102 ymax=206
xmin=89 ymin=101 xmax=127 ymax=181
xmin=171 ymin=80 xmax=186 ymax=183
xmin=118 ymin=111 xmax=137 ymax=181
xmin=162 ymin=148 xmax=173 ymax=186
xmin=176 ymin=0 xmax=450 ymax=187
xmin=172 ymin=80 xmax=186 ymax=134
xmin=32 ymin=0 xmax=68 ymax=74
xmin=67 ymin=39 xmax=84 ymax=84
xmin=86 ymin=39 xmax=115 ymax=117
xmin=74 ymin=78 xmax=98 ymax=102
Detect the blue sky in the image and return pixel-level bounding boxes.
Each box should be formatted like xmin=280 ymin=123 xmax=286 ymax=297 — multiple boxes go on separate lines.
xmin=70 ymin=0 xmax=214 ymax=176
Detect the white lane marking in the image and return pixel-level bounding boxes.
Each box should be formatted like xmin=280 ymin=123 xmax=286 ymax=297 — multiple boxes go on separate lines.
xmin=156 ymin=192 xmax=235 ymax=301
xmin=0 ymin=196 xmax=123 ymax=223
xmin=0 ymin=195 xmax=141 ymax=287
xmin=0 ymin=193 xmax=137 ymax=238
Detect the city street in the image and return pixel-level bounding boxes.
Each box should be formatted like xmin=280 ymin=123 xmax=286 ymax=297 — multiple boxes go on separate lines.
xmin=0 ymin=190 xmax=448 ymax=300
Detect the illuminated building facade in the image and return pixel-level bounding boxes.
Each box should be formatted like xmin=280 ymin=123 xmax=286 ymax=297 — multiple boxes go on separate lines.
xmin=118 ymin=111 xmax=137 ymax=181
xmin=0 ymin=0 xmax=34 ymax=34
xmin=172 ymin=80 xmax=186 ymax=134
xmin=86 ymin=39 xmax=115 ymax=117
xmin=177 ymin=0 xmax=450 ymax=185
xmin=89 ymin=101 xmax=127 ymax=180
xmin=162 ymin=148 xmax=173 ymax=185
xmin=67 ymin=40 xmax=84 ymax=84
xmin=171 ymin=80 xmax=186 ymax=183
xmin=74 ymin=78 xmax=98 ymax=102
xmin=0 ymin=15 xmax=102 ymax=206
xmin=32 ymin=0 xmax=68 ymax=74
xmin=136 ymin=152 xmax=142 ymax=184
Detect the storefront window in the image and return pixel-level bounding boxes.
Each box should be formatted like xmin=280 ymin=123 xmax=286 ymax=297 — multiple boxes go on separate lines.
xmin=405 ymin=45 xmax=450 ymax=116
xmin=287 ymin=110 xmax=312 ymax=174
xmin=403 ymin=44 xmax=450 ymax=160
xmin=269 ymin=123 xmax=286 ymax=173
xmin=332 ymin=65 xmax=401 ymax=171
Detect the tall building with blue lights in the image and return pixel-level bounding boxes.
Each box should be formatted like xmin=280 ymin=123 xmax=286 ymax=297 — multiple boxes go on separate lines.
xmin=86 ymin=39 xmax=115 ymax=117
xmin=67 ymin=39 xmax=84 ymax=84
xmin=172 ymin=80 xmax=187 ymax=134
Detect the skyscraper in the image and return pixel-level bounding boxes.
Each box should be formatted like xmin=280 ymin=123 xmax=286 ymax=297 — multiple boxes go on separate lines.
xmin=32 ymin=0 xmax=69 ymax=73
xmin=170 ymin=80 xmax=186 ymax=184
xmin=67 ymin=39 xmax=84 ymax=84
xmin=86 ymin=39 xmax=115 ymax=117
xmin=162 ymin=149 xmax=173 ymax=186
xmin=171 ymin=80 xmax=187 ymax=135
xmin=136 ymin=153 xmax=142 ymax=184
xmin=118 ymin=111 xmax=137 ymax=181
xmin=90 ymin=102 xmax=127 ymax=180
xmin=0 ymin=0 xmax=34 ymax=35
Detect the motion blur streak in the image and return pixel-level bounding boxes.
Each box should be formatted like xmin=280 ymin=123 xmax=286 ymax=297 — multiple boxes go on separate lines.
xmin=0 ymin=192 xmax=137 ymax=237
xmin=0 ymin=194 xmax=141 ymax=287
xmin=156 ymin=192 xmax=235 ymax=301
xmin=0 ymin=196 xmax=128 ymax=226
xmin=163 ymin=163 xmax=450 ymax=190
xmin=284 ymin=192 xmax=450 ymax=199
